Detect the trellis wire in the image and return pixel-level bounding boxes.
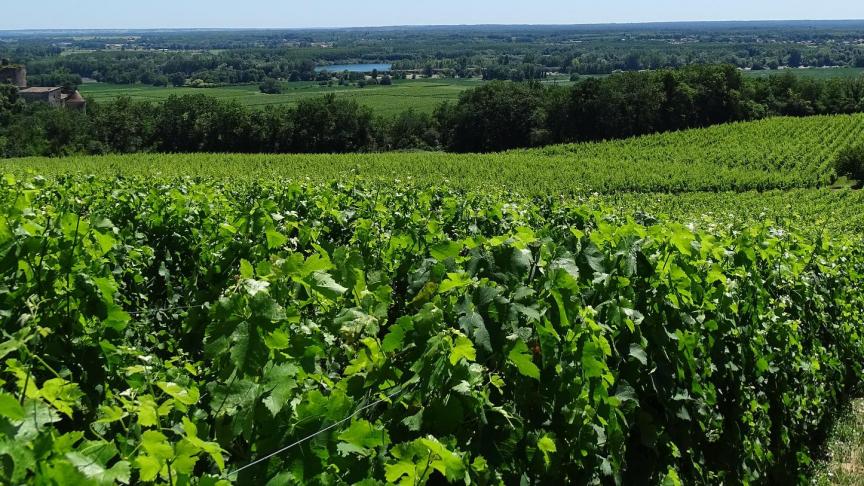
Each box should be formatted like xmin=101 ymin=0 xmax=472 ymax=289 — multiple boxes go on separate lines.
xmin=225 ymin=382 xmax=415 ymax=479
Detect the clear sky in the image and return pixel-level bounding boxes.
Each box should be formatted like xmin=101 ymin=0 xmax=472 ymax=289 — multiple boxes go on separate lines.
xmin=1 ymin=0 xmax=862 ymax=30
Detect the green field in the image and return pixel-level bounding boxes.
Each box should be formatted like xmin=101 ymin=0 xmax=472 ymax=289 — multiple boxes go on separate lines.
xmin=78 ymin=67 xmax=864 ymax=116
xmin=80 ymin=78 xmax=484 ymax=115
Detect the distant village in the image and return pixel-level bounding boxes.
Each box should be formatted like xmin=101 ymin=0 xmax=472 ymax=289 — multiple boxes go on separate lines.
xmin=0 ymin=61 xmax=86 ymax=110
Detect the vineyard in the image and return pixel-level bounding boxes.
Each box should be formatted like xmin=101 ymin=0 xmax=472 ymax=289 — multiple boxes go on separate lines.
xmin=7 ymin=113 xmax=864 ymax=194
xmin=1 ymin=113 xmax=864 ymax=485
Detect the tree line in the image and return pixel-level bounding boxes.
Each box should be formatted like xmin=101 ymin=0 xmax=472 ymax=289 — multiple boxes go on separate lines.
xmin=7 ymin=23 xmax=864 ymax=86
xmin=16 ymin=43 xmax=864 ymax=87
xmin=2 ymin=65 xmax=864 ymax=158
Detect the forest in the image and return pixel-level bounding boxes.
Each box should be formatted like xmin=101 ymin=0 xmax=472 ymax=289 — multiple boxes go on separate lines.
xmin=4 ymin=22 xmax=864 ymax=84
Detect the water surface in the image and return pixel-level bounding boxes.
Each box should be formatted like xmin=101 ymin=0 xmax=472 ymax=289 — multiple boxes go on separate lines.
xmin=315 ymin=63 xmax=392 ymax=73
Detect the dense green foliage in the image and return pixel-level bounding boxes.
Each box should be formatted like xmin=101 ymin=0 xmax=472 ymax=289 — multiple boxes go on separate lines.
xmin=0 ymin=172 xmax=862 ymax=485
xmin=437 ymin=67 xmax=864 ymax=151
xmin=5 ymin=113 xmax=863 ymax=193
xmin=2 ymin=65 xmax=864 ymax=157
xmin=258 ymin=78 xmax=282 ymax=95
xmin=835 ymin=144 xmax=864 ymax=182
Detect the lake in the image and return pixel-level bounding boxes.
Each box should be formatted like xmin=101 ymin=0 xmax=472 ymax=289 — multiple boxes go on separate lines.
xmin=315 ymin=63 xmax=392 ymax=73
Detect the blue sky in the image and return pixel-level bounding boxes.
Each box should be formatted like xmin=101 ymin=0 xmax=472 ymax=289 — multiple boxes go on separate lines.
xmin=1 ymin=0 xmax=862 ymax=30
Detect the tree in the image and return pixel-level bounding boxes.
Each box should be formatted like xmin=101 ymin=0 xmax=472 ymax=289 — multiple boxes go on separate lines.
xmin=155 ymin=95 xmax=253 ymax=152
xmin=89 ymin=97 xmax=159 ymax=153
xmin=259 ymin=78 xmax=282 ymax=94
xmin=0 ymin=84 xmax=18 ymax=116
xmin=624 ymin=52 xmax=642 ymax=71
xmin=788 ymin=49 xmax=803 ymax=68
xmin=35 ymin=104 xmax=91 ymax=156
xmin=382 ymin=109 xmax=437 ymax=150
xmin=835 ymin=144 xmax=864 ymax=182
xmin=438 ymin=81 xmax=549 ymax=152
xmin=169 ymin=73 xmax=187 ymax=87
xmin=287 ymin=94 xmax=375 ymax=153
xmin=28 ymin=68 xmax=82 ymax=90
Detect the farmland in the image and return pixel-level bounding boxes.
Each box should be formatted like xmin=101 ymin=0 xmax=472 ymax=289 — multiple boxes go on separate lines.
xmin=7 ymin=114 xmax=863 ymax=193
xmin=2 ymin=112 xmax=864 ymax=484
xmin=76 ymin=66 xmax=864 ymax=114
xmin=80 ymin=78 xmax=483 ymax=115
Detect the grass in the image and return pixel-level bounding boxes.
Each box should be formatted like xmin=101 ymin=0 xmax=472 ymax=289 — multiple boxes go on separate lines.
xmin=80 ymin=78 xmax=483 ymax=115
xmin=813 ymin=399 xmax=864 ymax=485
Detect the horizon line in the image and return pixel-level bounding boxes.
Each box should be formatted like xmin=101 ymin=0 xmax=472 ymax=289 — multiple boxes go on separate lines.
xmin=3 ymin=18 xmax=864 ymax=33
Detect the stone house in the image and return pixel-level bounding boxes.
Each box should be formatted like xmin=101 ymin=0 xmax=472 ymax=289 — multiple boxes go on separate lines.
xmin=1 ymin=63 xmax=86 ymax=111
xmin=18 ymin=86 xmax=64 ymax=106
xmin=0 ymin=64 xmax=27 ymax=88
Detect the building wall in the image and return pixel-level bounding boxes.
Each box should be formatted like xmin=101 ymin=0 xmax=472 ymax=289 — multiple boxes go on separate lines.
xmin=0 ymin=67 xmax=27 ymax=88
xmin=20 ymin=89 xmax=63 ymax=106
xmin=15 ymin=67 xmax=26 ymax=88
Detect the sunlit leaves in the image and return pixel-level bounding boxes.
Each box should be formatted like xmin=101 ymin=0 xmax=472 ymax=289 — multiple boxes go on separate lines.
xmin=95 ymin=405 xmax=126 ymax=424
xmin=66 ymin=452 xmax=131 ymax=485
xmin=157 ymin=382 xmax=200 ymax=406
xmin=508 ymin=341 xmax=540 ymax=380
xmin=337 ymin=419 xmax=390 ymax=457
xmin=439 ymin=272 xmax=472 ymax=293
xmin=386 ymin=437 xmax=466 ymax=484
xmin=39 ymin=378 xmax=83 ymax=419
xmin=239 ymin=259 xmax=254 ymax=279
xmin=135 ymin=430 xmax=174 ymax=481
xmin=182 ymin=417 xmax=225 ymax=471
xmin=308 ymin=271 xmax=348 ymax=300
xmin=449 ymin=333 xmax=476 ymax=365
xmin=137 ymin=395 xmax=160 ymax=428
xmin=537 ymin=435 xmax=557 ymax=467
xmin=430 ymin=240 xmax=462 ymax=261
xmin=265 ymin=229 xmax=288 ymax=250
xmin=0 ymin=393 xmax=24 ymax=421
